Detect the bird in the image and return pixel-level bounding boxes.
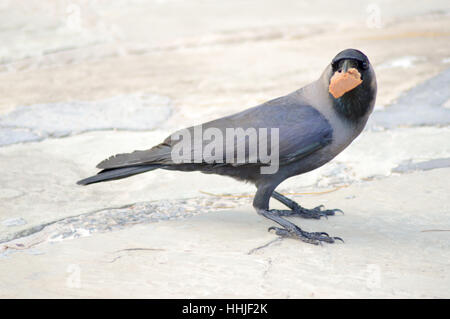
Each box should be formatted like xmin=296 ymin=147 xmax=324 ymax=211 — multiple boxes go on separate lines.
xmin=77 ymin=48 xmax=377 ymax=245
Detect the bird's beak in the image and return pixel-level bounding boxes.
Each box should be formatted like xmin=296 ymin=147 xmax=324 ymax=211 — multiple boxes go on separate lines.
xmin=328 ymin=60 xmax=363 ymax=99
xmin=341 ymin=60 xmax=350 ymax=73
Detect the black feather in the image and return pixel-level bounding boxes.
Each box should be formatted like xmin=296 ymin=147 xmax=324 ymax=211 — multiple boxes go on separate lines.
xmin=77 ymin=165 xmax=161 ymax=185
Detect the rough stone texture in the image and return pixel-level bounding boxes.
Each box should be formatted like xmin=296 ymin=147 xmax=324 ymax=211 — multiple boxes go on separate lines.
xmin=368 ymin=68 xmax=450 ymax=129
xmin=0 ymin=0 xmax=449 ymax=298
xmin=1 ymin=168 xmax=449 ymax=298
xmin=0 ymin=93 xmax=172 ymax=146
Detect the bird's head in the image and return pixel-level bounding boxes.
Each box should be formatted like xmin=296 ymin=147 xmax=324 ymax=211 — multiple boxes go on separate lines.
xmin=326 ymin=49 xmax=377 ymax=120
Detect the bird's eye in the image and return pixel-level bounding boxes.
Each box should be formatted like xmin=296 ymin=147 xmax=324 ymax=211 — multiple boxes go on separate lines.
xmin=360 ymin=61 xmax=369 ymax=70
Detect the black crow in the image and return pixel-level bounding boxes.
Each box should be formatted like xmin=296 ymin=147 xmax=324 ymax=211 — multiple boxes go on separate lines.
xmin=78 ymin=48 xmax=377 ymax=244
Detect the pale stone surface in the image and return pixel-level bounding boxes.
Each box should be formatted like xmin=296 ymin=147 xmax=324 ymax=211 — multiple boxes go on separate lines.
xmin=0 ymin=168 xmax=449 ymax=298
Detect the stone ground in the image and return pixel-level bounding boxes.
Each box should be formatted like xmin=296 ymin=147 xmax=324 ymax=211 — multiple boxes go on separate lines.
xmin=0 ymin=0 xmax=449 ymax=298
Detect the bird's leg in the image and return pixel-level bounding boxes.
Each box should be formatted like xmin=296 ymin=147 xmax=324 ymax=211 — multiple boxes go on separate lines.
xmin=271 ymin=191 xmax=343 ymax=219
xmin=253 ymin=184 xmax=343 ymax=245
xmin=257 ymin=209 xmax=343 ymax=245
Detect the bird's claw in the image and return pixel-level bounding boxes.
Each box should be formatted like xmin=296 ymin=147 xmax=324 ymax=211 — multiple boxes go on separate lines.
xmin=268 ymin=226 xmax=343 ymax=245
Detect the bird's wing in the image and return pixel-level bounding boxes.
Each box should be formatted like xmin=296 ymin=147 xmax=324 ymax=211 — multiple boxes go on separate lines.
xmin=97 ymin=95 xmax=333 ymax=169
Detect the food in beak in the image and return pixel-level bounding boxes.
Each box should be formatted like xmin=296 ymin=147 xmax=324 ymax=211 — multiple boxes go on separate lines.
xmin=328 ymin=68 xmax=363 ymax=98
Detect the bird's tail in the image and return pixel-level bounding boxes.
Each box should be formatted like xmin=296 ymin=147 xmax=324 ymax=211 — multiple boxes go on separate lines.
xmin=77 ymin=165 xmax=161 ymax=185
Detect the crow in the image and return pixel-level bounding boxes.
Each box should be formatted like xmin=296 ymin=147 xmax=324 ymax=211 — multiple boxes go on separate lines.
xmin=78 ymin=48 xmax=377 ymax=244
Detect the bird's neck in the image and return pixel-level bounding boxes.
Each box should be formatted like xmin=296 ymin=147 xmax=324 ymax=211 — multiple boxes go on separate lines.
xmin=332 ymin=84 xmax=375 ymax=121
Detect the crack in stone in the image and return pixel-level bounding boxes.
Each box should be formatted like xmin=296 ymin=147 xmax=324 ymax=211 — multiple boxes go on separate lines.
xmin=263 ymin=258 xmax=273 ymax=278
xmin=0 ymin=203 xmax=136 ymax=245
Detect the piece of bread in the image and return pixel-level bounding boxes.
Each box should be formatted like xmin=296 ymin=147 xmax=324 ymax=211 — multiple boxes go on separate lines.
xmin=328 ymin=68 xmax=363 ymax=98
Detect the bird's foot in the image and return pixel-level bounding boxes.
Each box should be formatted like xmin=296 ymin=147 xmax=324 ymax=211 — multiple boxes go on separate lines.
xmin=271 ymin=192 xmax=343 ymax=219
xmin=268 ymin=225 xmax=344 ymax=245
xmin=271 ymin=205 xmax=343 ymax=219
